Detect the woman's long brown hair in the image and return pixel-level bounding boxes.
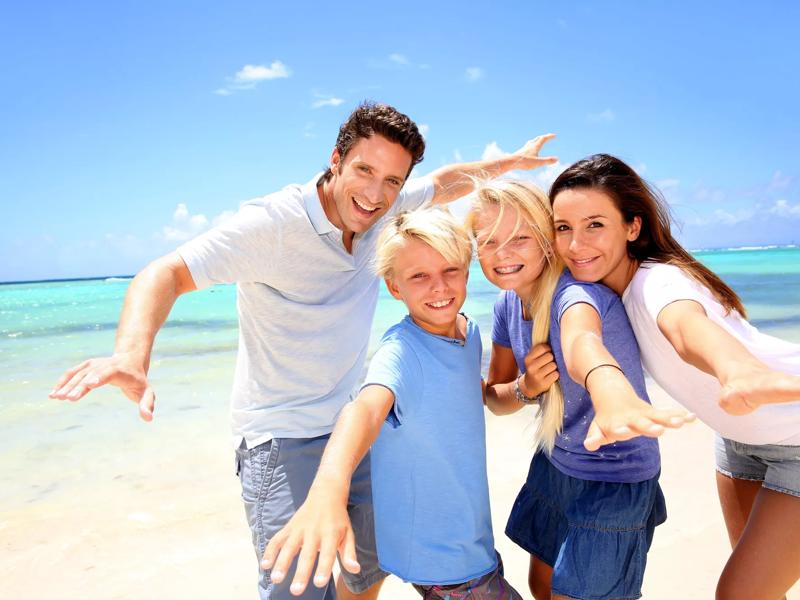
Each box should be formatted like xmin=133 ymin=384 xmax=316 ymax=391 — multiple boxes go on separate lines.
xmin=549 ymin=154 xmax=746 ymax=316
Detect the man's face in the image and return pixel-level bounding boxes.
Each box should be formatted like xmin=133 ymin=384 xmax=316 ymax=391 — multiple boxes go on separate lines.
xmin=327 ymin=135 xmax=413 ymax=234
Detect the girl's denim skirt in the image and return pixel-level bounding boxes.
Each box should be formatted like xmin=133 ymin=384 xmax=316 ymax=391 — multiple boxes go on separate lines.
xmin=506 ymin=451 xmax=666 ymax=600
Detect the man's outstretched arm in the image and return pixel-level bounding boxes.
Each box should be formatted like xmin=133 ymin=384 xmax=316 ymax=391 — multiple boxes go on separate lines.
xmin=49 ymin=251 xmax=197 ymax=420
xmin=429 ymin=133 xmax=558 ymax=204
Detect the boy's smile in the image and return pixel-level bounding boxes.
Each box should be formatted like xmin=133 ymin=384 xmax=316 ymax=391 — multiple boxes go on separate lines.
xmin=384 ymin=237 xmax=468 ymax=339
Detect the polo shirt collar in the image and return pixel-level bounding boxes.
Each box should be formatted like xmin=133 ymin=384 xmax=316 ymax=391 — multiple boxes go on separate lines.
xmin=303 ymin=173 xmax=336 ymax=235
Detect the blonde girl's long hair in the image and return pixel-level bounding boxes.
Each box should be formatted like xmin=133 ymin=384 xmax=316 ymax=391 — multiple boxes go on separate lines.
xmin=466 ymin=180 xmax=565 ymax=453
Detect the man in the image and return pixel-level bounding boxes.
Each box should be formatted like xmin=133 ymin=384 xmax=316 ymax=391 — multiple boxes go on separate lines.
xmin=51 ymin=102 xmax=556 ymax=599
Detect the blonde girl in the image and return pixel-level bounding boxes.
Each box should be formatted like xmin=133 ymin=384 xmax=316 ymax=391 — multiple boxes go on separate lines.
xmin=467 ymin=180 xmax=691 ymax=600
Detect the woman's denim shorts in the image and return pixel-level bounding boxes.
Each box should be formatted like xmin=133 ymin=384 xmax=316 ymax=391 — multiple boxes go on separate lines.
xmin=506 ymin=452 xmax=666 ymax=600
xmin=715 ymin=434 xmax=800 ymax=497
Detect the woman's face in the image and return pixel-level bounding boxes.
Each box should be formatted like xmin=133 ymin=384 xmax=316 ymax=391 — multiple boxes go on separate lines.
xmin=474 ymin=203 xmax=548 ymax=299
xmin=552 ymin=187 xmax=641 ymax=295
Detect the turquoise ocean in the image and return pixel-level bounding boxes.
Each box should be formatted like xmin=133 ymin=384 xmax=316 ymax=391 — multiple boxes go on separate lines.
xmin=2 ymin=246 xmax=800 ymax=511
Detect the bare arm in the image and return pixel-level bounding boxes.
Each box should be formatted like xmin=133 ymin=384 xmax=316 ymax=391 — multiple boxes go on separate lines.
xmin=262 ymin=385 xmax=395 ymax=596
xmin=561 ymin=303 xmax=693 ymax=451
xmin=657 ymin=299 xmax=800 ymax=414
xmin=49 ymin=251 xmax=197 ymax=420
xmin=484 ymin=342 xmax=558 ymax=415
xmin=429 ymin=134 xmax=558 ymax=204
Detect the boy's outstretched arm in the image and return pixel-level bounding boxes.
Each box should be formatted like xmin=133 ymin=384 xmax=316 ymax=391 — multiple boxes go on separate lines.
xmin=560 ymin=303 xmax=695 ymax=451
xmin=429 ymin=134 xmax=558 ymax=204
xmin=484 ymin=342 xmax=558 ymax=415
xmin=657 ymin=299 xmax=800 ymax=415
xmin=262 ymin=385 xmax=394 ymax=596
xmin=49 ymin=252 xmax=197 ymax=420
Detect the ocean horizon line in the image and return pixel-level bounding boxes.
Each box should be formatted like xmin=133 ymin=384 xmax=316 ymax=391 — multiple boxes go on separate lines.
xmin=3 ymin=243 xmax=799 ymax=286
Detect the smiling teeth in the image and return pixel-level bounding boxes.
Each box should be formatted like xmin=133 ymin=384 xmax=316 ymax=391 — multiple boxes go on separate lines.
xmin=495 ymin=265 xmax=522 ymax=274
xmin=354 ymin=198 xmax=378 ymax=212
xmin=428 ymin=299 xmax=452 ymax=308
xmin=573 ymin=258 xmax=596 ymax=265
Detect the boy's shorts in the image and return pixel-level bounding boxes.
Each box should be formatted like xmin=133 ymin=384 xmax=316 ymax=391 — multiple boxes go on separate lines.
xmin=715 ymin=434 xmax=800 ymax=497
xmin=506 ymin=451 xmax=666 ymax=600
xmin=412 ymin=553 xmax=523 ymax=599
xmin=236 ymin=435 xmax=386 ymax=600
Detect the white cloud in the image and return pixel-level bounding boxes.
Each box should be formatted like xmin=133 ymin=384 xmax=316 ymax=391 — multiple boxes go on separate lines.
xmin=312 ymin=96 xmax=344 ymax=109
xmin=465 ymin=67 xmax=484 ymax=82
xmin=418 ymin=124 xmax=429 ymax=138
xmin=480 ymin=141 xmax=505 ymax=161
xmin=161 ymin=204 xmax=222 ymax=241
xmin=389 ymin=53 xmax=409 ymax=66
xmin=303 ymin=122 xmax=316 ymax=139
xmin=768 ymin=171 xmax=793 ymax=192
xmin=769 ymin=199 xmax=800 ymax=217
xmin=215 ymin=60 xmax=291 ymax=95
xmin=234 ymin=61 xmax=291 ymax=83
xmin=694 ymin=186 xmax=726 ymax=203
xmin=587 ymin=109 xmax=615 ymax=123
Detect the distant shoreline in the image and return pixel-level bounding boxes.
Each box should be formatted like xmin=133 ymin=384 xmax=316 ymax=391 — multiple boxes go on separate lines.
xmin=0 ymin=275 xmax=134 ymax=286
xmin=3 ymin=243 xmax=798 ymax=285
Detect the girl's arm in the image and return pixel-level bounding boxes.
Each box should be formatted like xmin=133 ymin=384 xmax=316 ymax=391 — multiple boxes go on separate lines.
xmin=561 ymin=303 xmax=694 ymax=451
xmin=261 ymin=385 xmax=394 ymax=595
xmin=484 ymin=342 xmax=558 ymax=415
xmin=657 ymin=299 xmax=800 ymax=415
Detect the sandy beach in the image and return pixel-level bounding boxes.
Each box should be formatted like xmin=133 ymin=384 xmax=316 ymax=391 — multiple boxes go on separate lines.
xmin=2 ymin=383 xmax=797 ymax=600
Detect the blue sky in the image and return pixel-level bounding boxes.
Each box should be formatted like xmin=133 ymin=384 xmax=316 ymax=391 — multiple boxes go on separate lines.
xmin=2 ymin=1 xmax=799 ymax=282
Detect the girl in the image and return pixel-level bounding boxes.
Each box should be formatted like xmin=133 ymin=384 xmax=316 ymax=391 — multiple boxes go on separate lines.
xmin=467 ymin=180 xmax=692 ymax=600
xmin=549 ymin=153 xmax=800 ymax=600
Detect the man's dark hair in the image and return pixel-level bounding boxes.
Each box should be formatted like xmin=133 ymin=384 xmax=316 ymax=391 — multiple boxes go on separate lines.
xmin=319 ymin=102 xmax=425 ymax=184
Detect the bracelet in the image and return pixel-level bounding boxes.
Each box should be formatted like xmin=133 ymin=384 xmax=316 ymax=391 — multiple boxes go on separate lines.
xmin=515 ymin=375 xmax=543 ymax=405
xmin=583 ymin=363 xmax=624 ymax=390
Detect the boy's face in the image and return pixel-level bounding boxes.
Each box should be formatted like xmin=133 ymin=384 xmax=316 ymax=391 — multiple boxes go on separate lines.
xmin=327 ymin=135 xmax=412 ymax=235
xmin=384 ymin=237 xmax=468 ymax=339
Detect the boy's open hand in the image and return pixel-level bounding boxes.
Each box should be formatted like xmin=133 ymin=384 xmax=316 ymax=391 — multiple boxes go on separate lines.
xmin=261 ymin=487 xmax=358 ymax=596
xmin=584 ymin=394 xmax=695 ymax=452
xmin=522 ymin=343 xmax=559 ymax=397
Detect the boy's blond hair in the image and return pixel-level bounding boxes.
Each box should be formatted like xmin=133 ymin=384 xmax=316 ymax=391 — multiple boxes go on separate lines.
xmin=466 ymin=180 xmax=565 ymax=454
xmin=375 ymin=206 xmax=472 ymax=280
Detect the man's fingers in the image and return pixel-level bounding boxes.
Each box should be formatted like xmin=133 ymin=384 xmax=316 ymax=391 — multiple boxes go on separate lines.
xmin=139 ymin=387 xmax=156 ymax=422
xmin=57 ymin=367 xmax=94 ymax=401
xmin=50 ymin=360 xmax=91 ymax=396
xmin=531 ymin=133 xmax=556 ymax=151
xmin=337 ymin=527 xmax=360 ymax=575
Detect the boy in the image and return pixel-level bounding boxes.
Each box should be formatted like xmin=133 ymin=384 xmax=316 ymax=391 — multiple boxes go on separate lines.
xmin=262 ymin=207 xmax=522 ymax=599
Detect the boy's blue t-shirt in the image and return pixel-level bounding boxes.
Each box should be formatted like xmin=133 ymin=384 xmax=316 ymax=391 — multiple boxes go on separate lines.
xmin=362 ymin=315 xmax=497 ymax=585
xmin=491 ymin=271 xmax=660 ymax=483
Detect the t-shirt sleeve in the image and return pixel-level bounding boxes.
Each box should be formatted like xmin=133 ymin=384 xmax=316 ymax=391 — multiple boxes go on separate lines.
xmin=176 ymin=203 xmax=278 ymax=289
xmin=362 ymin=337 xmax=423 ymax=428
xmin=638 ymin=264 xmax=709 ymax=319
xmin=394 ymin=176 xmax=435 ymax=212
xmin=554 ymin=281 xmax=606 ymax=323
xmin=492 ymin=293 xmax=512 ymax=347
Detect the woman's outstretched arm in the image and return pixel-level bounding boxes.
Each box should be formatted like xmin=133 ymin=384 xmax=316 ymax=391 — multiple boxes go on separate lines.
xmin=657 ymin=299 xmax=800 ymax=415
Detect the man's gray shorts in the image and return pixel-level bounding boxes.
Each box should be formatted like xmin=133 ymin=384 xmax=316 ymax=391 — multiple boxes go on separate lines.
xmin=236 ymin=435 xmax=387 ymax=599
